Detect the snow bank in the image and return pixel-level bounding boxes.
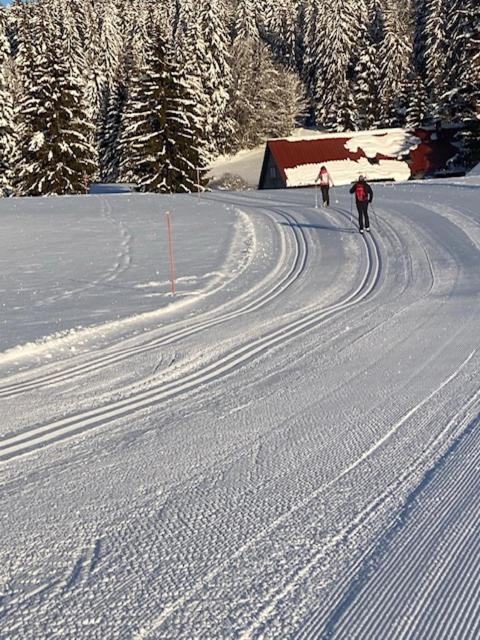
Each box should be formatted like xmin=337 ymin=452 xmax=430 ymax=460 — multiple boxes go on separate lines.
xmin=285 ymin=158 xmax=411 ymax=187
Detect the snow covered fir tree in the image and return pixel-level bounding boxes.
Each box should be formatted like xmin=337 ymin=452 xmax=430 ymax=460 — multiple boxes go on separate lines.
xmin=0 ymin=9 xmax=15 ymax=196
xmin=0 ymin=0 xmax=478 ymax=196
xmin=118 ymin=23 xmax=202 ymax=193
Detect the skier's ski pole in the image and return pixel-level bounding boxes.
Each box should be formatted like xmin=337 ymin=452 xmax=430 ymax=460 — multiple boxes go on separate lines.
xmin=350 ymin=194 xmax=353 ymax=225
xmin=314 ymin=183 xmax=318 ymax=209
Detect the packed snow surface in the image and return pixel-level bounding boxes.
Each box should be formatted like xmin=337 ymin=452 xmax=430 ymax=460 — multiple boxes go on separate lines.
xmin=1 ymin=180 xmax=479 ymax=639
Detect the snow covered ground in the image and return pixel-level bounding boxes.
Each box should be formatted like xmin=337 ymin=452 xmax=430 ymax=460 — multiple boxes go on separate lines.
xmin=1 ymin=179 xmax=479 ymax=639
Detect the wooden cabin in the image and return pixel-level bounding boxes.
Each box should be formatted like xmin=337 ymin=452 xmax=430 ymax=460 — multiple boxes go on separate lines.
xmin=258 ymin=127 xmax=459 ymax=189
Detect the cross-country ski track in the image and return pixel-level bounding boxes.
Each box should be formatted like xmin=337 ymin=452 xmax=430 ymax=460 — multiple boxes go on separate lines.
xmin=1 ymin=183 xmax=479 ymax=639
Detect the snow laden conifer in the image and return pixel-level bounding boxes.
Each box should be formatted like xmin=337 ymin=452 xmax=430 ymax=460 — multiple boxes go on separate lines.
xmin=423 ymin=0 xmax=448 ymax=120
xmin=413 ymin=0 xmax=428 ymax=72
xmin=57 ymin=0 xmax=85 ymax=75
xmin=261 ymin=0 xmax=298 ymax=68
xmin=119 ymin=25 xmax=201 ymax=193
xmin=173 ymin=1 xmax=211 ymax=166
xmin=174 ymin=2 xmax=210 ymax=165
xmin=351 ymin=0 xmax=381 ymax=129
xmin=313 ymin=0 xmax=358 ymax=131
xmin=234 ymin=0 xmax=258 ymax=42
xmin=377 ymin=2 xmax=413 ymax=126
xmin=100 ymin=0 xmax=124 ymax=89
xmin=229 ymin=35 xmax=305 ymax=151
xmin=170 ymin=57 xmax=206 ymax=191
xmin=444 ymin=0 xmax=480 ymax=120
xmin=99 ymin=48 xmax=132 ymax=182
xmin=82 ymin=2 xmax=107 ymax=154
xmin=16 ymin=7 xmax=96 ymax=196
xmin=353 ymin=40 xmax=380 ymax=129
xmin=405 ymin=72 xmax=429 ymax=128
xmin=270 ymin=61 xmax=306 ymax=136
xmin=0 ymin=9 xmax=16 ymax=196
xmin=442 ymin=0 xmax=480 ymax=167
xmin=97 ymin=0 xmax=127 ymax=181
xmin=301 ymin=0 xmax=320 ymax=95
xmin=197 ymin=0 xmax=235 ymax=156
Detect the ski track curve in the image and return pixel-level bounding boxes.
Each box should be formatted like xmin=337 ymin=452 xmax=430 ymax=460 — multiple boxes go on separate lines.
xmin=0 ymin=207 xmax=380 ymax=463
xmin=285 ymin=195 xmax=480 ymax=640
xmin=130 ymin=195 xmax=478 ymax=640
xmin=0 ymin=207 xmax=306 ymax=399
xmin=3 ymin=188 xmax=479 ymax=640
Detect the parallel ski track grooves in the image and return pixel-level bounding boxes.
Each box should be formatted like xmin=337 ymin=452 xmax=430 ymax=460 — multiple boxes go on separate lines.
xmin=0 ymin=210 xmax=380 ymax=464
xmin=0 ymin=208 xmax=307 ymax=399
xmin=295 ymin=390 xmax=480 ymax=640
xmin=332 ymin=415 xmax=480 ymax=640
xmin=132 ymin=354 xmax=477 ymax=639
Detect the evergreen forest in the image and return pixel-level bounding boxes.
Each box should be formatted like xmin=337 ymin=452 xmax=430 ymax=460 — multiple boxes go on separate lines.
xmin=0 ymin=0 xmax=478 ymax=195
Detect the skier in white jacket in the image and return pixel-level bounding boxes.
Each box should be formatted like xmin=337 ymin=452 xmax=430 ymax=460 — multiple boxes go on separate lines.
xmin=315 ymin=165 xmax=334 ymax=206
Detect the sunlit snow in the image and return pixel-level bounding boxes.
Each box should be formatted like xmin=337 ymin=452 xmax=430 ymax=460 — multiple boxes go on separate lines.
xmin=1 ymin=179 xmax=479 ymax=639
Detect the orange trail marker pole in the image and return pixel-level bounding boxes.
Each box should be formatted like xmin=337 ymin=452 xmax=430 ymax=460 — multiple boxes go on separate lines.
xmin=165 ymin=211 xmax=176 ymax=296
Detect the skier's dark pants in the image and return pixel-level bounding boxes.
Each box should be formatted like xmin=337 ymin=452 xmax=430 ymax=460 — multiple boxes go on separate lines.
xmin=321 ymin=185 xmax=330 ymax=206
xmin=356 ymin=200 xmax=370 ymax=230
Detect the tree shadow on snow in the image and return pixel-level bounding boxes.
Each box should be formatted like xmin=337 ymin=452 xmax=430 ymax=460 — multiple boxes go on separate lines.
xmin=89 ymin=183 xmax=136 ymax=194
xmin=280 ymin=222 xmax=356 ymax=234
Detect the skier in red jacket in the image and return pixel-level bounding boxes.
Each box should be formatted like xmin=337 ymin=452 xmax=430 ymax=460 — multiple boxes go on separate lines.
xmin=315 ymin=165 xmax=334 ymax=206
xmin=349 ymin=175 xmax=373 ymax=233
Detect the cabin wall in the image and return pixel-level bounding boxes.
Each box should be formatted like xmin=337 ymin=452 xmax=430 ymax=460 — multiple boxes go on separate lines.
xmin=259 ymin=153 xmax=285 ymax=189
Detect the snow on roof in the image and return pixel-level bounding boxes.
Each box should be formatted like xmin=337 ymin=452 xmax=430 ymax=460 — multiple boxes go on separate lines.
xmin=281 ymin=127 xmax=417 ymax=144
xmin=207 ymin=128 xmax=419 ymax=189
xmin=208 ymin=127 xmax=458 ymax=191
xmin=266 ymin=129 xmax=420 ymax=168
xmin=344 ymin=130 xmax=421 ymax=159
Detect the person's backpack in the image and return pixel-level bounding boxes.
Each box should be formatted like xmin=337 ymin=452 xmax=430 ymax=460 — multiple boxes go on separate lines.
xmin=355 ymin=181 xmax=368 ymax=202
